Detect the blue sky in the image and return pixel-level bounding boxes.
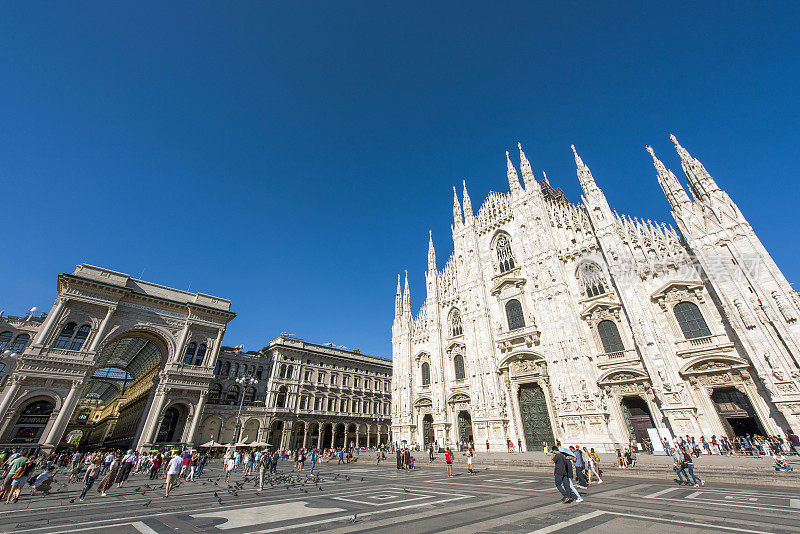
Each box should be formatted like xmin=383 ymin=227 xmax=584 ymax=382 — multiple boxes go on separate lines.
xmin=2 ymin=2 xmax=798 ymax=358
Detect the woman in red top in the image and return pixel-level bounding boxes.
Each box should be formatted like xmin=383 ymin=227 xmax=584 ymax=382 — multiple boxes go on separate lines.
xmin=444 ymin=448 xmax=453 ymax=477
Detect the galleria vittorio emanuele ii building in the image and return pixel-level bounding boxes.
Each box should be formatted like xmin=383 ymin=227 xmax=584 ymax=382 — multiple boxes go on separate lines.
xmin=391 ymin=136 xmax=800 ymax=452
xmin=0 ymin=264 xmax=390 ymax=450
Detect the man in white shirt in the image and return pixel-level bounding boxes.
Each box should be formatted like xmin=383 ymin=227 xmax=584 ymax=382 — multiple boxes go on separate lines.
xmin=165 ymin=453 xmax=184 ymax=497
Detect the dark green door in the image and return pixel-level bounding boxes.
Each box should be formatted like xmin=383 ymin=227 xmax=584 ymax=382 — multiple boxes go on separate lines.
xmin=422 ymin=415 xmax=433 ymax=446
xmin=518 ymin=383 xmax=555 ymax=450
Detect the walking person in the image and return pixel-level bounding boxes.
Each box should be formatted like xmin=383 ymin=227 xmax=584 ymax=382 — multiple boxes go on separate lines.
xmin=444 ymin=448 xmax=453 ymax=477
xmin=571 ymin=446 xmax=588 ymax=488
xmin=552 ymin=446 xmax=576 ymax=504
xmin=165 ymin=453 xmax=183 ymax=497
xmin=224 ymin=455 xmax=235 ymax=483
xmin=79 ymin=456 xmax=102 ymax=502
xmin=6 ymin=458 xmax=35 ymax=504
xmin=97 ymin=455 xmax=120 ymax=497
xmin=672 ymin=448 xmax=690 ymax=485
xmin=682 ymin=447 xmax=705 ymax=487
xmin=116 ymin=450 xmax=135 ymax=487
xmin=149 ymin=453 xmax=163 ymax=480
xmin=309 ymin=449 xmax=318 ymax=475
xmin=583 ymin=447 xmax=602 ymax=485
xmin=485 ymin=440 xmax=490 ymax=454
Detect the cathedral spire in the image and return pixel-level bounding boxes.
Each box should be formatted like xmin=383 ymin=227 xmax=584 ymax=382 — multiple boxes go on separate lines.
xmin=452 ymin=186 xmax=463 ymax=228
xmin=518 ymin=142 xmax=536 ymax=190
xmin=462 ymin=180 xmax=473 ymax=223
xmin=428 ymin=230 xmax=436 ymax=271
xmin=571 ymin=144 xmax=598 ymax=194
xmin=403 ymin=269 xmax=411 ymax=315
xmin=647 ymin=145 xmax=691 ymax=208
xmin=670 ymin=134 xmax=720 ymax=201
xmin=395 ymin=273 xmax=402 ymax=319
xmin=506 ymin=151 xmax=523 ymax=194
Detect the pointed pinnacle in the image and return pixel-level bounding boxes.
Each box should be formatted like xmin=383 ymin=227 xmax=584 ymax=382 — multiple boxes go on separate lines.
xmin=571 ymin=144 xmax=584 ymax=167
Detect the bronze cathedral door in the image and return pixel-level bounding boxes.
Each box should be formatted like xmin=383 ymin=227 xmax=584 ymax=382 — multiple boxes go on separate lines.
xmin=518 ymin=383 xmax=555 ymax=450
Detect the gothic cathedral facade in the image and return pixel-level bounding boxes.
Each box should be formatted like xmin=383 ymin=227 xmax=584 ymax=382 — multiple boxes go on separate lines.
xmin=391 ymin=136 xmax=800 ymax=452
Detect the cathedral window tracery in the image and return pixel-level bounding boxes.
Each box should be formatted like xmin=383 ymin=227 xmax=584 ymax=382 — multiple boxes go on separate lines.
xmin=505 ymin=299 xmax=526 ymax=331
xmin=578 ymin=261 xmax=608 ymax=298
xmin=496 ymin=234 xmax=516 ymax=273
xmin=449 ymin=308 xmax=463 ymax=337
xmin=673 ymin=301 xmax=712 ymax=339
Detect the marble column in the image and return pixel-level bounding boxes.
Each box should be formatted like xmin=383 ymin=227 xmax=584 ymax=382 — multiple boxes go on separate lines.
xmin=87 ymin=306 xmax=116 ymax=352
xmin=33 ymin=297 xmax=67 ymax=346
xmin=43 ymin=380 xmax=83 ymax=447
xmin=185 ymin=392 xmax=208 ymax=445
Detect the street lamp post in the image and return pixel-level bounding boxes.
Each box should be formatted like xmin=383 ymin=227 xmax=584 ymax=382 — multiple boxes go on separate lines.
xmin=231 ymin=374 xmax=258 ymax=445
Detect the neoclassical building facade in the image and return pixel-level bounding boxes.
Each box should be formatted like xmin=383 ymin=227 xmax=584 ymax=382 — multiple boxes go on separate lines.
xmin=391 ymin=137 xmax=800 ymax=452
xmin=197 ymin=337 xmax=392 ymax=450
xmin=0 ymin=264 xmax=235 ymax=450
xmin=0 ymin=269 xmax=392 ymax=451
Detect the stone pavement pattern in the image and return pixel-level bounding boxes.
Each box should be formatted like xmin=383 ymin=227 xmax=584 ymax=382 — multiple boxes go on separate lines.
xmin=0 ymin=458 xmax=798 ymax=533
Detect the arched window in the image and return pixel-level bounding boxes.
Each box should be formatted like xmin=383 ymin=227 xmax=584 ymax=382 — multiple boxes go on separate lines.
xmin=183 ymin=342 xmax=197 ymax=365
xmin=421 ymin=362 xmax=431 ymax=386
xmin=597 ymin=320 xmax=625 ymax=353
xmin=276 ymin=386 xmax=287 ymax=408
xmin=449 ymin=309 xmax=463 ymax=337
xmin=226 ymin=385 xmax=239 ymax=403
xmin=54 ymin=323 xmax=77 ymax=349
xmin=209 ymin=384 xmax=222 ymax=404
xmin=0 ymin=332 xmax=12 ymax=351
xmin=286 ymin=365 xmax=293 ymax=380
xmin=10 ymin=334 xmax=29 ymax=353
xmin=256 ymin=366 xmax=263 ymax=379
xmin=71 ymin=325 xmax=91 ymax=351
xmin=496 ymin=235 xmax=516 ymax=273
xmin=244 ymin=387 xmax=256 ymax=405
xmin=214 ymin=360 xmax=222 ymax=375
xmin=505 ymin=299 xmax=526 ymax=331
xmin=453 ymin=354 xmax=466 ymax=380
xmin=673 ymin=302 xmax=712 ymax=339
xmin=195 ymin=344 xmax=207 ymax=366
xmin=232 ymin=363 xmax=239 ymax=377
xmin=578 ymin=261 xmax=607 ymax=298
xmin=279 ymin=364 xmax=287 ymax=379
xmin=222 ymin=361 xmax=230 ymax=376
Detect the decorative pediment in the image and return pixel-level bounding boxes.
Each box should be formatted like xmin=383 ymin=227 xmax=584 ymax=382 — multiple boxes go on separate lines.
xmin=679 ymin=355 xmax=749 ymax=377
xmin=413 ymin=396 xmax=433 ymax=408
xmin=579 ymin=299 xmax=622 ymax=322
xmin=497 ymin=352 xmax=546 ymax=374
xmin=597 ymin=368 xmax=650 ymax=386
xmin=414 ymin=351 xmax=430 ymax=363
xmin=651 ymin=280 xmax=705 ymax=308
xmin=445 ymin=341 xmax=466 ymax=355
xmin=490 ymin=277 xmax=526 ymax=296
xmin=447 ymin=392 xmax=471 ymax=404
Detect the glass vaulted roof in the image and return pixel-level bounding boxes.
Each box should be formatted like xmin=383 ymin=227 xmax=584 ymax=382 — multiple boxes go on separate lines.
xmin=84 ymin=337 xmax=164 ymax=404
xmin=98 ymin=337 xmax=163 ymax=380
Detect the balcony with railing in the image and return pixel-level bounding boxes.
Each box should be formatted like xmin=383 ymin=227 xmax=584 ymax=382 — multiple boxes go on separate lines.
xmin=675 ymin=333 xmax=734 ymax=358
xmin=495 ymin=324 xmax=541 ymax=354
xmin=595 ymin=348 xmax=640 ymax=368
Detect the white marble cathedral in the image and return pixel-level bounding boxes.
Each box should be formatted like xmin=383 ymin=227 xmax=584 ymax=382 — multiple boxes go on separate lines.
xmin=391 ymin=136 xmax=800 ymax=452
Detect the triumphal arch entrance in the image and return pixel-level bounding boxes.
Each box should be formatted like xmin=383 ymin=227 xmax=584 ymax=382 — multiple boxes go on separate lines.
xmin=0 ymin=264 xmax=235 ymax=450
